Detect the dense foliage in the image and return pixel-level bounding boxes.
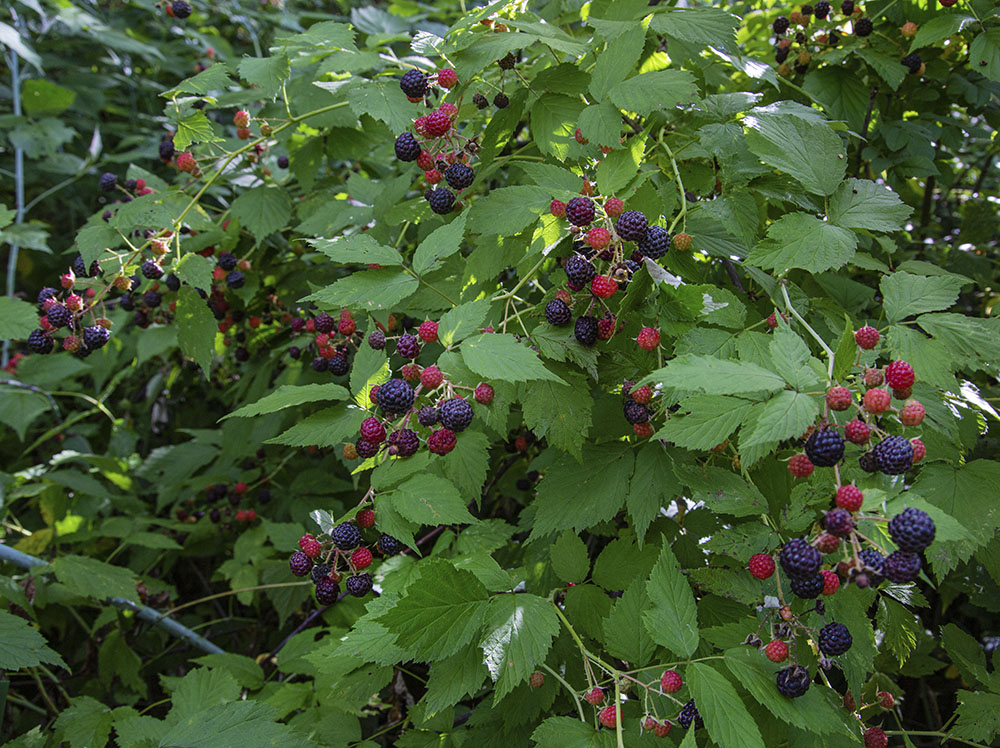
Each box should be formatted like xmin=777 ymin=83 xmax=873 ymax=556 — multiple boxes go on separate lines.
xmin=1 ymin=0 xmax=999 ymax=746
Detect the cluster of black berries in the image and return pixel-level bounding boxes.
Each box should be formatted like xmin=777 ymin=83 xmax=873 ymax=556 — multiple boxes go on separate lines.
xmin=176 ymin=473 xmax=271 ymax=527
xmin=287 ymin=308 xmax=358 ymax=376
xmin=769 ymin=1 xmax=876 ymax=77
xmin=288 ymin=510 xmax=399 ymax=604
xmin=780 ymin=537 xmax=826 ymax=599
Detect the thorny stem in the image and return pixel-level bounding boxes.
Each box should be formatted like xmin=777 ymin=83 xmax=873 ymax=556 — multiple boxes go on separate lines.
xmin=540 ymin=663 xmax=586 ymax=722
xmin=780 ymin=281 xmax=835 ymax=383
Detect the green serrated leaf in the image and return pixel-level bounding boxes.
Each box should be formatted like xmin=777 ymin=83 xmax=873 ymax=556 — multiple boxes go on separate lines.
xmin=222 ymin=384 xmax=348 ymax=420
xmin=747 ymin=213 xmax=857 ymax=274
xmin=0 ymin=610 xmax=67 ymax=670
xmin=50 ymin=554 xmax=139 ymax=602
xmin=437 ymin=299 xmax=490 ymax=346
xmin=744 ymin=109 xmax=845 ymax=196
xmin=643 ymin=354 xmax=786 ymax=395
xmin=175 ymin=286 xmax=217 ymax=376
xmin=654 ymin=395 xmax=753 ymax=451
xmin=462 ymin=333 xmax=563 ymax=383
xmin=881 ymin=272 xmax=963 ymax=322
xmin=0 ymin=296 xmax=40 ymax=340
xmin=389 ymin=474 xmax=475 ymax=526
xmin=412 ymin=213 xmax=467 ymax=276
xmin=740 ymin=390 xmax=817 ymax=446
xmin=304 ymin=268 xmax=419 ymax=312
xmin=481 ymin=594 xmax=559 ymax=702
xmin=829 ymin=179 xmax=912 ymax=232
xmin=687 ymin=661 xmax=765 ymax=748
xmin=265 ymin=404 xmax=365 ymax=448
xmin=311 ymin=234 xmax=402 ymax=266
xmin=551 ymin=531 xmax=590 ymax=583
xmin=643 ymin=543 xmax=699 ymax=657
xmin=237 ymin=55 xmax=291 ymax=100
xmin=230 ymin=187 xmax=291 ymax=244
xmin=173 ymin=253 xmax=214 ymax=291
xmin=609 ymin=69 xmax=698 ymax=115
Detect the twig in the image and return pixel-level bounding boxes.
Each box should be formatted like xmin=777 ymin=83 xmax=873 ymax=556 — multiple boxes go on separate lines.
xmin=854 ymin=87 xmax=880 ymax=179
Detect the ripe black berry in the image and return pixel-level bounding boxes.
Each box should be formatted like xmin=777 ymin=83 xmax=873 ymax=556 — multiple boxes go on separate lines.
xmin=387 ymin=428 xmax=420 ymax=457
xmin=171 ymin=0 xmax=192 ymax=18
xmin=289 ymin=550 xmax=313 ymax=576
xmin=418 ymin=406 xmax=438 ymax=426
xmin=498 ymin=52 xmax=517 ymax=70
xmin=804 ymin=427 xmax=845 ymax=467
xmin=854 ymin=17 xmax=873 ymax=36
xmin=814 ymin=0 xmax=831 ymax=18
xmin=312 ymin=357 xmax=329 ymax=372
xmin=83 ymin=325 xmax=111 ymax=350
xmin=439 ymin=398 xmax=474 ymax=432
xmin=356 ymin=438 xmax=378 ymax=458
xmin=368 ymin=330 xmax=386 ymax=349
xmin=493 ymin=92 xmax=509 ymax=109
xmin=73 ymin=255 xmax=99 ymax=278
xmin=331 ymin=522 xmax=362 ymax=550
xmin=400 ymin=69 xmax=428 ymax=98
xmin=574 ymin=315 xmax=598 ymax=346
xmin=427 ymin=187 xmax=455 ymax=214
xmin=790 ymin=573 xmax=824 ymax=599
xmin=873 ymin=435 xmax=913 ymax=475
xmin=888 ymin=507 xmax=935 ymax=552
xmin=773 ymin=16 xmax=790 ymax=33
xmin=883 ymin=550 xmax=921 ymax=583
xmin=377 ymin=378 xmax=415 ymax=415
xmin=315 ymin=577 xmax=339 ymax=605
xmin=328 ymin=352 xmax=349 ymax=376
xmin=624 ymin=400 xmax=651 ymax=425
xmin=565 ymin=197 xmax=595 ymax=227
xmin=780 ymin=538 xmax=822 ymax=578
xmin=310 ymin=563 xmax=332 ymax=585
xmin=637 ymin=226 xmax=670 ymax=259
xmin=445 ymin=163 xmax=474 ymax=190
xmin=564 ymin=254 xmax=596 ymax=286
xmin=99 ymin=172 xmax=117 ymax=192
xmin=396 ymin=334 xmax=420 ymax=359
xmin=159 ymin=138 xmax=175 ymax=160
xmin=378 ymin=534 xmax=402 ymax=555
xmin=226 ymin=271 xmax=244 ymax=289
xmin=27 ymin=329 xmax=53 ymax=354
xmin=165 ymin=274 xmax=181 ymax=292
xmin=824 ymin=508 xmax=854 ymax=537
xmin=37 ymin=287 xmax=59 ymax=309
xmin=473 ymin=93 xmax=488 ymax=109
xmin=677 ymin=700 xmax=703 ymax=730
xmin=346 ymin=573 xmax=373 ymax=597
xmin=217 ymin=252 xmax=238 ymax=271
xmin=841 ymin=0 xmax=854 ymax=13
xmin=545 ymin=299 xmax=572 ymax=326
xmin=901 ymin=54 xmax=922 ymax=74
xmin=818 ymin=622 xmax=852 ymax=656
xmin=859 ymin=451 xmax=877 ymax=473
xmin=860 ymin=548 xmax=884 ymax=572
xmin=313 ymin=312 xmax=334 ymax=333
xmin=776 ymin=47 xmax=790 ymax=63
xmin=395 ymin=133 xmax=420 ymax=162
xmin=776 ymin=666 xmax=811 ymax=698
xmin=141 ymin=260 xmax=164 ymax=280
xmin=615 ymin=210 xmax=648 ymax=242
xmin=277 ymin=155 xmax=289 ymax=169
xmin=143 ymin=290 xmax=162 ymax=308
xmin=46 ymin=304 xmax=71 ymax=328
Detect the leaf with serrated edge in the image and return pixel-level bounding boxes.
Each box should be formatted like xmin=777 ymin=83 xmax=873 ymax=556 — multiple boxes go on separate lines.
xmin=222 ymin=384 xmax=348 ymax=420
xmin=643 ymin=543 xmax=699 ymax=657
xmin=687 ymin=661 xmax=765 ymax=748
xmin=480 ymin=593 xmax=559 ymax=701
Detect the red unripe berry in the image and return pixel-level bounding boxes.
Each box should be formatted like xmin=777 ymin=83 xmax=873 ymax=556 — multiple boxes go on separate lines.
xmin=474 ymin=383 xmax=494 ymax=404
xmin=248 ymin=316 xmax=261 ymax=329
xmin=604 ymin=197 xmax=624 ymax=217
xmin=767 ymin=312 xmax=779 ymax=330
xmin=425 ymin=169 xmax=442 ymax=184
xmin=234 ymin=481 xmax=247 ymax=494
xmin=339 ymin=317 xmax=357 ymax=335
xmin=300 ymin=537 xmax=322 ymax=558
xmin=357 ymin=508 xmax=375 ymax=528
xmin=653 ymin=721 xmax=670 ymax=738
xmin=836 ymin=484 xmax=864 ymax=512
xmin=234 ymin=110 xmax=250 ymax=128
xmin=863 ymin=727 xmax=888 ymax=748
xmin=424 ymin=110 xmax=451 ymax=137
xmin=529 ymin=672 xmax=545 ymax=689
xmin=315 ymin=334 xmax=330 ymax=348
xmin=660 ymin=670 xmax=682 ymax=693
xmin=910 ymin=438 xmax=926 ymax=463
xmin=413 ymin=116 xmax=429 ymax=136
xmin=585 ymin=226 xmax=611 ymax=250
xmin=844 ymin=419 xmax=871 ymax=444
xmin=401 ymin=363 xmax=421 ymax=381
xmin=748 ymin=553 xmax=775 ymax=579
xmin=599 ymin=705 xmax=618 ymax=729
xmin=514 ymin=436 xmax=528 ymax=452
xmin=299 ymin=534 xmax=316 ymax=550
xmin=550 ymin=200 xmax=567 ymax=217
xmin=246 ymin=510 xmax=257 ymax=521
xmin=672 ymin=232 xmax=693 ymax=251
xmin=637 ymin=326 xmax=660 ymax=350
xmin=885 ymin=360 xmax=915 ymax=390
xmin=643 ymin=716 xmax=657 ymax=731
xmin=816 ymin=533 xmax=840 ymax=553
xmin=631 ymin=385 xmax=652 ymax=404
xmin=351 ymin=547 xmax=373 ymax=569
xmin=633 ymin=422 xmax=653 ymax=437
xmin=585 ymin=687 xmax=604 ymax=705
xmin=437 ymin=68 xmax=458 ymax=88
xmin=591 ymin=275 xmax=618 ymax=298
xmin=597 ymin=315 xmax=617 ymax=340
xmin=417 ymin=150 xmax=435 ymax=170
xmin=61 ymin=273 xmax=75 ymax=289
xmin=765 ymin=640 xmax=789 ymax=663
xmin=892 ymin=387 xmax=912 ymax=400
xmin=574 ymin=127 xmax=589 ymax=145
xmin=864 ymin=368 xmax=885 ymax=387
xmin=360 ymin=417 xmax=387 ymax=444
xmin=420 ymin=365 xmax=443 ymax=389
xmin=418 ymin=320 xmax=438 ymax=342
xmin=176 ymin=152 xmax=196 ymax=172
xmin=900 ymin=399 xmax=925 ymax=426
xmin=788 ymin=453 xmax=814 ymax=478
xmin=855 ymin=326 xmax=880 ymax=349
xmin=439 ymin=102 xmax=458 ymax=119
xmin=821 ymin=569 xmax=840 ymax=595
xmin=369 ymin=385 xmax=380 ymax=404
xmin=863 ymin=388 xmax=891 ymax=414
xmin=236 ymin=510 xmax=248 ymax=522
xmin=826 ymin=386 xmax=853 ymax=411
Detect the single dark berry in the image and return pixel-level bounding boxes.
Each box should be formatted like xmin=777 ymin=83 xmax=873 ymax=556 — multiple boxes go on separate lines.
xmin=574 ymin=315 xmax=598 ymax=346
xmin=355 ymin=437 xmax=379 ymax=459
xmin=854 ymin=17 xmax=873 ymax=36
xmin=776 ymin=666 xmax=811 ymax=698
xmin=143 ymin=290 xmax=162 ymax=308
xmin=818 ymin=622 xmax=853 ymax=656
xmin=171 ymin=0 xmax=192 ymax=18
xmin=418 ymin=406 xmax=439 ymax=426
xmin=428 ymin=428 xmax=457 ymax=455
xmin=226 ymin=271 xmax=244 ymax=289
xmin=824 ymin=508 xmax=854 ymax=537
xmin=814 ymin=0 xmax=831 ymax=17
xmin=400 ymin=69 xmax=428 ymax=98
xmin=376 ymin=378 xmax=415 ymax=415
xmin=841 ymin=0 xmax=855 ymax=14
xmin=473 ymin=92 xmax=488 ymax=109
xmin=312 ymin=356 xmax=330 ymax=373
xmin=776 ymin=47 xmax=790 ymax=63
xmin=873 ymin=435 xmax=913 ymax=475
xmin=427 ymin=187 xmax=455 ymax=214
xmin=159 ymin=138 xmax=175 ymax=160
xmin=289 ymin=550 xmax=313 ymax=576
xmin=165 ymin=274 xmax=181 ymax=292
xmin=438 ymin=398 xmax=474 ymax=432
xmin=277 ymin=155 xmax=289 ymax=169
xmin=615 ymin=210 xmax=648 ymax=242
xmin=564 ymin=254 xmax=596 ymax=286
xmin=637 ymin=225 xmax=670 ymax=259
xmin=217 ymin=252 xmax=238 ymax=271
xmin=773 ymin=16 xmax=790 ymax=33
xmin=396 ymin=334 xmax=420 ymax=359
xmin=331 ymin=522 xmax=362 ymax=551
xmin=804 ymin=427 xmax=845 ymax=467
xmin=394 ymin=133 xmax=421 ymax=162
xmin=624 ymin=400 xmax=651 ymax=425
xmin=883 ymin=550 xmax=921 ymax=583
xmin=37 ymin=287 xmax=59 ymax=309
xmin=901 ymin=53 xmax=922 ymax=73
xmin=860 ymin=548 xmax=884 ymax=574
xmin=368 ymin=329 xmax=386 ymax=349
xmin=46 ymin=304 xmax=72 ymax=328
xmin=378 ymin=534 xmax=402 ymax=555
xmin=140 ymin=260 xmax=163 ymax=280
xmin=565 ymin=197 xmax=595 ymax=227
xmin=346 ymin=573 xmax=374 ymax=597
xmin=677 ymin=700 xmax=703 ymax=730
xmin=498 ymin=52 xmax=516 ymax=70
xmin=859 ymin=451 xmax=878 ymax=473
xmin=82 ymin=325 xmax=111 ymax=350
xmin=27 ymin=329 xmax=54 ymax=354
xmin=445 ymin=163 xmax=474 ymax=190
xmin=310 ymin=563 xmax=332 ymax=585
xmin=99 ymin=172 xmax=117 ymax=192
xmin=328 ymin=352 xmax=349 ymax=376
xmin=387 ymin=428 xmax=420 ymax=457
xmin=780 ymin=538 xmax=822 ymax=578
xmin=493 ymin=92 xmax=509 ymax=109
xmin=545 ymin=298 xmax=572 ymax=326
xmin=315 ymin=577 xmax=339 ymax=605
xmin=790 ymin=573 xmax=825 ymax=599
xmin=888 ymin=507 xmax=935 ymax=552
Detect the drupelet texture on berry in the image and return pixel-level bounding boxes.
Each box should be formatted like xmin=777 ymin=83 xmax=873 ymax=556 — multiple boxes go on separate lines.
xmin=836 ymin=484 xmax=864 ymax=512
xmin=83 ymin=325 xmax=111 ymax=350
xmin=773 ymin=15 xmax=790 ymax=33
xmin=883 ymin=550 xmax=921 ymax=583
xmin=315 ymin=577 xmax=339 ymax=605
xmin=226 ymin=271 xmax=244 ymax=289
xmin=781 ymin=538 xmax=822 ymax=578
xmin=845 ymin=419 xmax=871 ymax=444
xmin=400 ymin=69 xmax=428 ymax=98
xmin=873 ymin=435 xmax=914 ymax=474
xmin=445 ymin=163 xmax=474 ymax=190
xmin=310 ymin=563 xmax=332 ymax=585
xmin=818 ymin=622 xmax=853 ymax=656
xmin=615 ymin=210 xmax=648 ymax=242
xmin=428 ymin=428 xmax=457 ymax=455
xmin=855 ymin=325 xmax=880 ymax=349
xmin=331 ymin=522 xmax=362 ymax=550
xmin=824 ymin=508 xmax=854 ymax=537
xmin=46 ymin=304 xmax=72 ymax=328
xmin=99 ymin=172 xmax=117 ymax=192
xmin=885 ymin=360 xmax=915 ymax=390
xmin=387 ymin=428 xmax=420 ymax=457
xmin=418 ymin=406 xmax=438 ymax=426
xmin=624 ymin=400 xmax=651 ymax=425
xmin=368 ymin=330 xmax=386 ymax=349
xmin=289 ymin=550 xmax=313 ymax=576
xmin=776 ymin=665 xmax=811 ymax=698
xmin=805 ymin=427 xmax=845 ymax=467
xmin=378 ymin=534 xmax=402 ymax=555
xmin=888 ymin=507 xmax=935 ymax=552
xmin=660 ymin=670 xmax=682 ymax=693
xmin=565 ymin=197 xmax=595 ymax=226
xmin=863 ymin=727 xmax=888 ymax=748
xmin=901 ymin=53 xmax=922 ymax=74
xmin=545 ymin=299 xmax=572 ymax=326
xmin=360 ymin=417 xmax=387 ymax=444
xmin=826 ymin=386 xmax=852 ymax=411
xmin=575 ymin=316 xmax=598 ymax=346
xmin=766 ymin=640 xmax=789 ymax=662
xmin=27 ymin=329 xmax=54 ymax=354
xmin=677 ymin=700 xmax=703 ymax=729
xmin=859 ymin=451 xmax=878 ymax=473
xmin=394 ymin=132 xmax=420 ymax=161
xmin=788 ymin=453 xmax=815 ymax=478
xmin=396 ymin=334 xmax=420 ymax=359
xmin=854 ymin=16 xmax=873 ymax=35
xmin=790 ymin=573 xmax=825 ymax=599
xmin=439 ymin=398 xmax=474 ymax=432
xmin=346 ymin=573 xmax=373 ymax=597
xmin=748 ymin=553 xmax=775 ymax=579
xmin=564 ymin=254 xmax=596 ymax=286
xmin=814 ymin=1 xmax=831 ymax=18
xmin=637 ymin=225 xmax=670 ymax=259
xmin=171 ymin=0 xmax=192 ymax=18
xmin=329 ymin=353 xmax=349 ymax=376
xmin=377 ymin=378 xmax=415 ymax=415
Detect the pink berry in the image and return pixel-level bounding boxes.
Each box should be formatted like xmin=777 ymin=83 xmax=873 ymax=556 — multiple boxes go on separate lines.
xmin=604 ymin=197 xmax=624 ymax=217
xmin=748 ymin=553 xmax=775 ymax=579
xmin=825 ymin=386 xmax=853 ymax=411
xmin=585 ymin=226 xmax=611 ymax=250
xmin=357 ymin=508 xmax=375 ymax=528
xmin=550 ymin=200 xmax=567 ymax=217
xmin=765 ymin=640 xmax=788 ymax=663
xmin=591 ymin=275 xmax=618 ymax=298
xmin=474 ymin=383 xmax=494 ymax=404
xmin=599 ymin=705 xmax=618 ymax=729
xmin=660 ymin=670 xmax=682 ymax=693
xmin=844 ymin=419 xmax=871 ymax=444
xmin=420 ymin=365 xmax=444 ymax=389
xmin=855 ymin=326 xmax=880 ymax=349
xmin=637 ymin=326 xmax=660 ymax=350
xmin=900 ymin=399 xmax=925 ymax=426
xmin=885 ymin=360 xmax=915 ymax=390
xmin=788 ymin=453 xmax=814 ymax=478
xmin=437 ymin=68 xmax=458 ymax=88
xmin=911 ymin=438 xmax=926 ymax=462
xmin=351 ymin=547 xmax=373 ymax=569
xmin=863 ymin=388 xmax=891 ymax=414
xmin=821 ymin=569 xmax=840 ymax=596
xmin=836 ymin=484 xmax=864 ymax=512
xmin=585 ymin=687 xmax=604 ymax=705
xmin=418 ymin=320 xmax=438 ymax=343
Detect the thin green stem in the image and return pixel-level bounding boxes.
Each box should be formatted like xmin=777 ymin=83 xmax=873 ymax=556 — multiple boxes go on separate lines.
xmin=885 ymin=730 xmax=991 ymax=748
xmin=540 ymin=663 xmax=585 ymax=721
xmin=780 ymin=281 xmax=835 ymax=383
xmin=657 ymin=132 xmax=688 ymax=233
xmin=165 ymin=582 xmax=309 ymax=615
xmin=6 ymin=692 xmax=48 ymax=716
xmin=495 ymin=256 xmax=547 ymax=302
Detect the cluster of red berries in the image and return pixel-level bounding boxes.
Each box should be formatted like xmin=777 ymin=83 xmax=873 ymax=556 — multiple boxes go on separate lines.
xmin=287 ymin=307 xmax=359 ymax=376
xmin=579 ymin=668 xmax=689 ymax=736
xmin=287 ymin=509 xmax=400 ymax=604
xmin=176 ymin=475 xmax=271 ymax=527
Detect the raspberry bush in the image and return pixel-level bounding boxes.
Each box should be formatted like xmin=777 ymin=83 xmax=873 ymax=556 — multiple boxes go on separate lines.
xmin=1 ymin=1 xmax=999 ymax=746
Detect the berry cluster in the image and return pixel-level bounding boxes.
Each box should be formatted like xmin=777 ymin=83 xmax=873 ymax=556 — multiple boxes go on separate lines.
xmin=288 ymin=510 xmax=398 ymax=604
xmin=287 ymin=307 xmax=358 ymax=376
xmin=176 ymin=474 xmax=271 ymax=527
xmin=581 ymin=668 xmax=694 ymax=737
